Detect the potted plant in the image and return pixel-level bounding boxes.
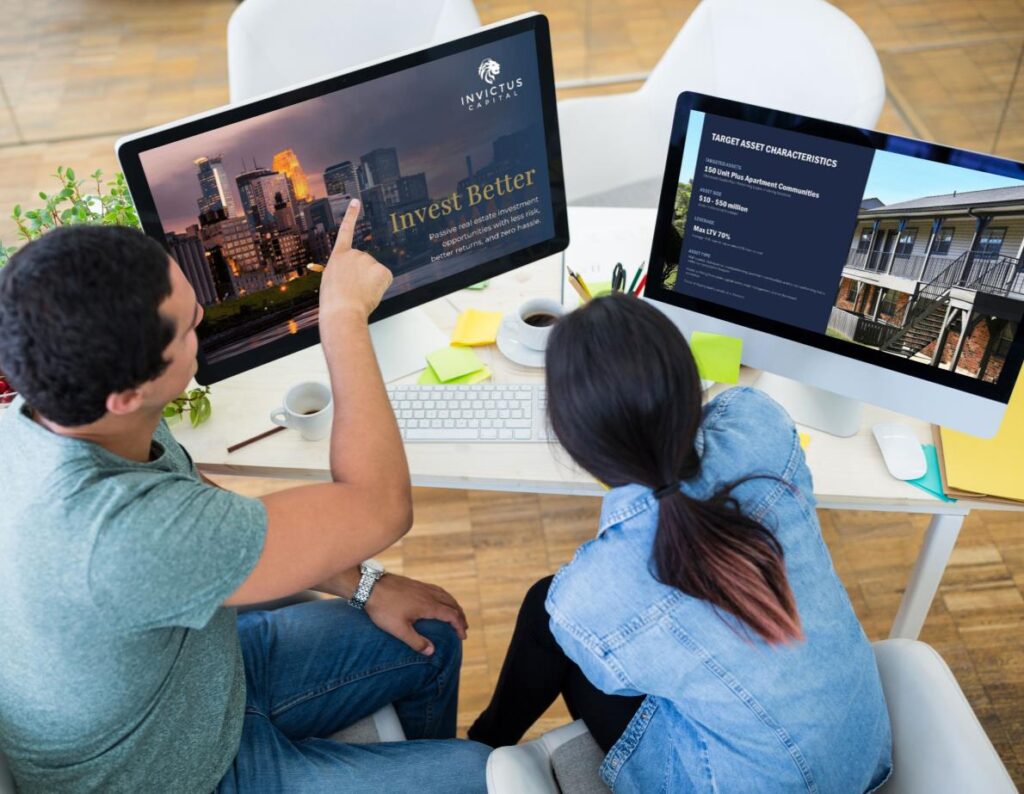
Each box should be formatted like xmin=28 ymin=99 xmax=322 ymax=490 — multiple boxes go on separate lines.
xmin=0 ymin=168 xmax=211 ymax=424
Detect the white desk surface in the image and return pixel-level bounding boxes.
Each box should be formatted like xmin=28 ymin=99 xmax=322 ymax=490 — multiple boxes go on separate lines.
xmin=171 ymin=207 xmax=1013 ymax=515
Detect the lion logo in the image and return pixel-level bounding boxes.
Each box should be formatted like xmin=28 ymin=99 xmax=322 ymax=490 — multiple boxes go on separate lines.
xmin=478 ymin=58 xmax=501 ymax=85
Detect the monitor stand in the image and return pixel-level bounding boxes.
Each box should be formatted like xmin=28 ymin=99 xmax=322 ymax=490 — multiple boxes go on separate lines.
xmin=369 ymin=308 xmax=449 ymax=384
xmin=756 ymin=371 xmax=863 ymax=438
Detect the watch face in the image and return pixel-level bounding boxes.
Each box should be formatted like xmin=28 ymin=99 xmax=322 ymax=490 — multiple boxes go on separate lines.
xmin=363 ymin=559 xmax=384 ymax=575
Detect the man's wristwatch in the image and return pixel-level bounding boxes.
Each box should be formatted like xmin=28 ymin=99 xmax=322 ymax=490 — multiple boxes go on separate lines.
xmin=349 ymin=559 xmax=386 ymax=610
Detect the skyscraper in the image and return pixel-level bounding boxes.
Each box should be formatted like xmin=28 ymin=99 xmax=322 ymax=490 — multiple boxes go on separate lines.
xmin=359 ymin=148 xmax=401 ymax=189
xmin=271 ymin=148 xmax=311 ymax=202
xmin=236 ymin=167 xmax=290 ymax=228
xmin=167 ymin=230 xmax=217 ymax=306
xmin=324 ymin=160 xmax=360 ymax=200
xmin=194 ymin=155 xmax=238 ymax=218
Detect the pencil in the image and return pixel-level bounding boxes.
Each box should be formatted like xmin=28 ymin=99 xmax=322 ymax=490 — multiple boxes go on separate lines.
xmin=627 ymin=263 xmax=643 ymax=294
xmin=572 ymin=270 xmax=594 ymax=299
xmin=566 ymin=275 xmax=590 ymax=303
xmin=633 ymin=273 xmax=648 ymax=297
xmin=227 ymin=425 xmax=286 ymax=454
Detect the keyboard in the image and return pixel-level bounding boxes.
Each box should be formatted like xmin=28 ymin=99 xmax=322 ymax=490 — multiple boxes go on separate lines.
xmin=387 ymin=383 xmax=551 ymax=442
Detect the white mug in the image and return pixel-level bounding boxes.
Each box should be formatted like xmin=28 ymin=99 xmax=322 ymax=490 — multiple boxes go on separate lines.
xmin=270 ymin=382 xmax=333 ymax=441
xmin=511 ymin=298 xmax=566 ymax=351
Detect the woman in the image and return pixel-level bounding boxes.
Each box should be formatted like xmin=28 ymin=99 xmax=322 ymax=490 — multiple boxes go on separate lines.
xmin=469 ymin=294 xmax=892 ymax=793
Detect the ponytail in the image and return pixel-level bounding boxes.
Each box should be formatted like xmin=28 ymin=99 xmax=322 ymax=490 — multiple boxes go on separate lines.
xmin=544 ymin=294 xmax=803 ymax=648
xmin=653 ymin=485 xmax=802 ymax=644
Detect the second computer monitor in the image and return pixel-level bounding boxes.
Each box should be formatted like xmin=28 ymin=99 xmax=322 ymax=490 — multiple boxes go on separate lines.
xmin=644 ymin=92 xmax=1024 ymax=437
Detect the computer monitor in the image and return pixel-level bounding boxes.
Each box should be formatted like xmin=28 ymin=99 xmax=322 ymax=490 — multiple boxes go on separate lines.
xmin=644 ymin=92 xmax=1024 ymax=438
xmin=117 ymin=14 xmax=567 ymax=384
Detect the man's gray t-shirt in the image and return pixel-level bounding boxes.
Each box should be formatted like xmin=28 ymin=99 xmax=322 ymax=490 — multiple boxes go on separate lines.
xmin=0 ymin=399 xmax=267 ymax=792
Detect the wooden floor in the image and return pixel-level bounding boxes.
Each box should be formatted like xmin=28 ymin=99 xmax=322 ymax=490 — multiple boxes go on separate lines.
xmin=2 ymin=0 xmax=1023 ymax=783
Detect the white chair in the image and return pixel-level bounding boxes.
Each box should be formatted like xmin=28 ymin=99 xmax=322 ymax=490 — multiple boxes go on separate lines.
xmin=227 ymin=0 xmax=481 ymax=105
xmin=485 ymin=639 xmax=1017 ymax=794
xmin=0 ymin=703 xmax=405 ymax=793
xmin=558 ymin=0 xmax=885 ymax=207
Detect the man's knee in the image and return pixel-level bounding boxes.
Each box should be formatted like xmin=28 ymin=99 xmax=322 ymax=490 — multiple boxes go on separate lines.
xmin=413 ymin=618 xmax=462 ymax=669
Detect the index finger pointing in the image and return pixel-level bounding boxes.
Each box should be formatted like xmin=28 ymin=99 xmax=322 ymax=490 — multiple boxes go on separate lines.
xmin=336 ymin=198 xmax=361 ymax=250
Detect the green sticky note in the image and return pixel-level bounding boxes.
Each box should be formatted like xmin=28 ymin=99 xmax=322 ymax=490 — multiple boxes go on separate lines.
xmin=690 ymin=331 xmax=742 ymax=384
xmin=418 ymin=364 xmax=492 ymax=385
xmin=908 ymin=444 xmax=957 ymax=502
xmin=465 ymin=280 xmax=489 ymax=290
xmin=425 ymin=346 xmax=485 ymax=383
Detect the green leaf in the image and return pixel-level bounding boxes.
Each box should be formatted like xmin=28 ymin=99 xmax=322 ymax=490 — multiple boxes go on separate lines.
xmin=196 ymin=396 xmax=212 ymax=424
xmin=65 ymin=168 xmax=75 ymax=182
xmin=38 ymin=192 xmax=47 ymax=201
xmin=162 ymin=404 xmax=180 ymax=419
xmin=12 ymin=204 xmax=20 ymax=218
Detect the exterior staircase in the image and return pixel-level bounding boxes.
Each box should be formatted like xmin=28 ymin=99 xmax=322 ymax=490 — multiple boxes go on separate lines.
xmin=878 ymin=251 xmax=968 ymax=359
xmin=880 ymin=299 xmax=947 ymax=357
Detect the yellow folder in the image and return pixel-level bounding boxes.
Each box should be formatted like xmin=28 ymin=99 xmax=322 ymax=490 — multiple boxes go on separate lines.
xmin=939 ymin=381 xmax=1024 ymax=502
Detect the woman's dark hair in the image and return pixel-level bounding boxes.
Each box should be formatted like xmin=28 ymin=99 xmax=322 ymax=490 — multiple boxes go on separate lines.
xmin=0 ymin=225 xmax=176 ymax=427
xmin=545 ymin=293 xmax=801 ymax=644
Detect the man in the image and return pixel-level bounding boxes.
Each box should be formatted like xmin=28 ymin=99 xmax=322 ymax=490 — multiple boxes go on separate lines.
xmin=0 ymin=201 xmax=490 ymax=792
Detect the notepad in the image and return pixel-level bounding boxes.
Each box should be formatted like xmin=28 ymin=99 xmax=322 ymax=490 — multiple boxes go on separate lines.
xmin=424 ymin=346 xmax=486 ymax=383
xmin=939 ymin=381 xmax=1024 ymax=502
xmin=908 ymin=444 xmax=956 ymax=503
xmin=418 ymin=364 xmax=492 ymax=385
xmin=690 ymin=332 xmax=742 ymax=384
xmin=451 ymin=309 xmax=503 ymax=347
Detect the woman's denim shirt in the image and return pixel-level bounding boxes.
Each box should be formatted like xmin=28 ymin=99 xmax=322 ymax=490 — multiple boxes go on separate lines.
xmin=546 ymin=387 xmax=892 ymax=793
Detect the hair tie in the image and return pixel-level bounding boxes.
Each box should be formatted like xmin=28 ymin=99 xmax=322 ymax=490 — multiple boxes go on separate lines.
xmin=653 ymin=483 xmax=679 ymax=500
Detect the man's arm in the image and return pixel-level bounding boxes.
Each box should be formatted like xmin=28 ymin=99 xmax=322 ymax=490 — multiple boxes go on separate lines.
xmin=225 ymin=200 xmax=411 ymax=606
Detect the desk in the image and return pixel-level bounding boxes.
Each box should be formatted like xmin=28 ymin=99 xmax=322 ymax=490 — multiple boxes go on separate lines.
xmin=171 ymin=207 xmax=1023 ymax=641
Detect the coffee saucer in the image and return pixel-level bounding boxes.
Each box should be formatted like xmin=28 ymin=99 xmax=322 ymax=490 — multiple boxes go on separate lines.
xmin=496 ymin=316 xmax=546 ymax=368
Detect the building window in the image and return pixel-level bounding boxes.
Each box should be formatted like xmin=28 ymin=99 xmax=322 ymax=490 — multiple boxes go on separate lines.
xmin=856 ymin=227 xmax=873 ymax=252
xmin=877 ymin=289 xmax=899 ymax=320
xmin=895 ymin=228 xmax=917 ymax=258
xmin=932 ymin=227 xmax=954 ymax=255
xmin=994 ymin=322 xmax=1015 ymax=359
xmin=846 ymin=280 xmax=858 ymax=300
xmin=975 ymin=227 xmax=1006 ymax=259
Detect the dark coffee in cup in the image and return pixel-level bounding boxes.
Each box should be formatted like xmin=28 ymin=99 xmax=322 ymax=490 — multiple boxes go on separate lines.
xmin=523 ymin=312 xmax=557 ymax=327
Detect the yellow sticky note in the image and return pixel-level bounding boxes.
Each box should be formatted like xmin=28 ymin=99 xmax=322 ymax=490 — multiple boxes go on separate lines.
xmin=799 ymin=432 xmax=810 ymax=449
xmin=690 ymin=331 xmax=742 ymax=384
xmin=418 ymin=364 xmax=492 ymax=385
xmin=451 ymin=309 xmax=503 ymax=346
xmin=424 ymin=346 xmax=485 ymax=383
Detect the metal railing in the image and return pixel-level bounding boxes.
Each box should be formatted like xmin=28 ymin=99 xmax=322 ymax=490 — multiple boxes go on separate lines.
xmin=966 ymin=254 xmax=1024 ymax=299
xmin=843 ymin=247 xmax=960 ymax=282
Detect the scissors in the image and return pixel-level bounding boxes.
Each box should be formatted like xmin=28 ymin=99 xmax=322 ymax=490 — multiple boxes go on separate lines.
xmin=611 ymin=262 xmax=627 ymax=292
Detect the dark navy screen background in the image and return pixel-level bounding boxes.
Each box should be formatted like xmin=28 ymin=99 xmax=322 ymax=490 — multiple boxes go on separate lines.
xmin=676 ymin=113 xmax=874 ymax=332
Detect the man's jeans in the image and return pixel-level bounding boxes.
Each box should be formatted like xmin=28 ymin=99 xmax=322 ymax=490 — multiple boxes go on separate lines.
xmin=216 ymin=598 xmax=490 ymax=793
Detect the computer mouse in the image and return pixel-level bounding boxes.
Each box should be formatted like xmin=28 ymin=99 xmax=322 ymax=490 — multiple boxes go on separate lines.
xmin=872 ymin=423 xmax=927 ymax=480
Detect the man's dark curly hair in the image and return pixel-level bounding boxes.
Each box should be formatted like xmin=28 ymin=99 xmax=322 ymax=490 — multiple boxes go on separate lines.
xmin=0 ymin=225 xmax=177 ymax=426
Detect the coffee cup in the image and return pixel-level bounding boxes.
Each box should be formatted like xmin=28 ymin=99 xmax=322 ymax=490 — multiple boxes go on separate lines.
xmin=511 ymin=298 xmax=566 ymax=351
xmin=270 ymin=382 xmax=333 ymax=441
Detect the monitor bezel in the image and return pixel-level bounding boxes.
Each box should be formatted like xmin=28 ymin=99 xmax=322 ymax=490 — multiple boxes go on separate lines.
xmin=643 ymin=91 xmax=1024 ymax=405
xmin=117 ymin=14 xmax=568 ymax=384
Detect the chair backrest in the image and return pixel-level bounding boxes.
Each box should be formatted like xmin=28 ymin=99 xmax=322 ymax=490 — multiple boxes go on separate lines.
xmin=227 ymin=0 xmax=481 ymax=105
xmin=643 ymin=0 xmax=884 ymax=129
xmin=556 ymin=0 xmax=884 ymax=205
xmin=873 ymin=639 xmax=1016 ymax=794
